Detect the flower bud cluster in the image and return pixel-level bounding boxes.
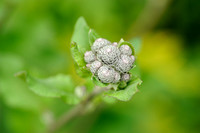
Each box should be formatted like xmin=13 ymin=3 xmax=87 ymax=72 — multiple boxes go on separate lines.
xmin=84 ymin=38 xmax=135 ymax=83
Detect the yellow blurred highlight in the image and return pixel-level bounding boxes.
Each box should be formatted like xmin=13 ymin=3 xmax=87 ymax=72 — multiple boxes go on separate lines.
xmin=138 ymin=31 xmax=200 ymax=95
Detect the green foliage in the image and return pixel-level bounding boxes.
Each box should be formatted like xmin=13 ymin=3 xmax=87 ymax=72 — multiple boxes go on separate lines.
xmin=118 ymin=81 xmax=127 ymax=89
xmin=88 ymin=29 xmax=101 ymax=46
xmin=71 ymin=17 xmax=90 ymax=53
xmin=70 ymin=17 xmax=99 ymax=78
xmin=104 ymin=77 xmax=142 ymax=101
xmin=70 ymin=42 xmax=86 ymax=67
xmin=16 ymin=72 xmax=80 ymax=105
xmin=70 ymin=41 xmax=91 ymax=78
xmin=74 ymin=63 xmax=91 ymax=78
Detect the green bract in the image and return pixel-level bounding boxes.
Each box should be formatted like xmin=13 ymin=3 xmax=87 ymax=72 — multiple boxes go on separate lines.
xmin=104 ymin=77 xmax=142 ymax=101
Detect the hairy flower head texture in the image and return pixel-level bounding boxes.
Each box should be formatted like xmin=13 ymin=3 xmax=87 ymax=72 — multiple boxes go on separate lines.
xmin=115 ymin=54 xmax=135 ymax=73
xmin=119 ymin=45 xmax=132 ymax=56
xmin=97 ymin=65 xmax=116 ymax=83
xmin=91 ymin=38 xmax=111 ymax=53
xmin=84 ymin=38 xmax=135 ymax=84
xmin=112 ymin=71 xmax=121 ymax=83
xmin=97 ymin=45 xmax=120 ymax=65
xmin=84 ymin=51 xmax=96 ymax=63
xmin=89 ymin=60 xmax=102 ymax=75
xmin=121 ymin=73 xmax=131 ymax=82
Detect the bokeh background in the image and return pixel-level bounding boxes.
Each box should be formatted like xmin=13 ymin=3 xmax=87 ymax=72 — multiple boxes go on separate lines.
xmin=0 ymin=0 xmax=200 ymax=133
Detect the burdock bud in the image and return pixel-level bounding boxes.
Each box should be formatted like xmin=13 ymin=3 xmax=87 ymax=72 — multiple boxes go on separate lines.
xmin=112 ymin=71 xmax=121 ymax=83
xmin=130 ymin=55 xmax=135 ymax=62
xmin=112 ymin=42 xmax=118 ymax=47
xmin=97 ymin=45 xmax=120 ymax=65
xmin=115 ymin=54 xmax=135 ymax=73
xmin=92 ymin=38 xmax=112 ymax=53
xmin=90 ymin=60 xmax=102 ymax=74
xmin=121 ymin=73 xmax=131 ymax=82
xmin=84 ymin=51 xmax=96 ymax=63
xmin=86 ymin=64 xmax=90 ymax=68
xmin=119 ymin=45 xmax=132 ymax=56
xmin=97 ymin=65 xmax=116 ymax=83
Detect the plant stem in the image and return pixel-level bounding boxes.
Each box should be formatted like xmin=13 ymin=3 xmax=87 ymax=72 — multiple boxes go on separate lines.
xmin=47 ymin=86 xmax=108 ymax=133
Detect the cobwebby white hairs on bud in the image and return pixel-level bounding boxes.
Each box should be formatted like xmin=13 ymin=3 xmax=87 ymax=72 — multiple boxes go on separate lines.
xmin=112 ymin=42 xmax=118 ymax=47
xmin=91 ymin=38 xmax=112 ymax=53
xmin=90 ymin=60 xmax=102 ymax=74
xmin=86 ymin=64 xmax=90 ymax=68
xmin=97 ymin=45 xmax=120 ymax=65
xmin=121 ymin=73 xmax=131 ymax=82
xmin=83 ymin=38 xmax=135 ymax=84
xmin=112 ymin=71 xmax=121 ymax=83
xmin=119 ymin=45 xmax=132 ymax=56
xmin=130 ymin=55 xmax=135 ymax=62
xmin=97 ymin=65 xmax=116 ymax=83
xmin=115 ymin=54 xmax=134 ymax=73
xmin=84 ymin=51 xmax=96 ymax=63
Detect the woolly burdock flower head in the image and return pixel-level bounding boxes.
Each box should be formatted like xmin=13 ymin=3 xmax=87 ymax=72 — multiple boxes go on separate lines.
xmin=97 ymin=65 xmax=116 ymax=83
xmin=83 ymin=38 xmax=136 ymax=84
xmin=121 ymin=73 xmax=131 ymax=82
xmin=119 ymin=45 xmax=132 ymax=56
xmin=84 ymin=51 xmax=96 ymax=63
xmin=112 ymin=42 xmax=118 ymax=47
xmin=112 ymin=71 xmax=121 ymax=83
xmin=97 ymin=45 xmax=120 ymax=65
xmin=115 ymin=54 xmax=135 ymax=73
xmin=90 ymin=60 xmax=102 ymax=75
xmin=92 ymin=38 xmax=111 ymax=53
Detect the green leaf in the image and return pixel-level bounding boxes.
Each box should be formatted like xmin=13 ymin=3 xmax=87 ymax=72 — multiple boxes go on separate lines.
xmin=102 ymin=96 xmax=117 ymax=104
xmin=129 ymin=37 xmax=142 ymax=55
xmin=104 ymin=77 xmax=142 ymax=101
xmin=74 ymin=63 xmax=91 ymax=78
xmin=17 ymin=72 xmax=80 ymax=105
xmin=71 ymin=17 xmax=90 ymax=53
xmin=70 ymin=41 xmax=86 ymax=67
xmin=88 ymin=29 xmax=101 ymax=46
xmin=26 ymin=74 xmax=74 ymax=97
xmin=118 ymin=39 xmax=135 ymax=55
xmin=71 ymin=17 xmax=94 ymax=78
xmin=70 ymin=41 xmax=91 ymax=77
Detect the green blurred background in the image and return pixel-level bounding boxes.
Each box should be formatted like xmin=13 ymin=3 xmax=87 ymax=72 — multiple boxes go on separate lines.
xmin=0 ymin=0 xmax=200 ymax=133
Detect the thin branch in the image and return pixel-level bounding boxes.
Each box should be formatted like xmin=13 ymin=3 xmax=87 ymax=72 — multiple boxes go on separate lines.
xmin=47 ymin=86 xmax=108 ymax=133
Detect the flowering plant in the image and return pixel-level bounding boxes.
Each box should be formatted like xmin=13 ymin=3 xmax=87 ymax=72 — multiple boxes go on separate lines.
xmin=16 ymin=17 xmax=142 ymax=132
